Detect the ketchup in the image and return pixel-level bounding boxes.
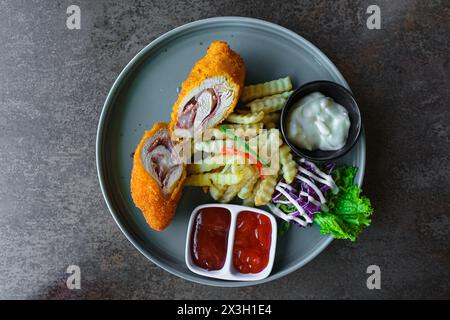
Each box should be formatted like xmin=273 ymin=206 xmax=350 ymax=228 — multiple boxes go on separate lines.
xmin=190 ymin=207 xmax=231 ymax=271
xmin=233 ymin=211 xmax=272 ymax=274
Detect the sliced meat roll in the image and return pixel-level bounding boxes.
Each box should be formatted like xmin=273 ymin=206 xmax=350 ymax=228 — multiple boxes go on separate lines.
xmin=131 ymin=122 xmax=186 ymax=231
xmin=170 ymin=41 xmax=246 ymax=139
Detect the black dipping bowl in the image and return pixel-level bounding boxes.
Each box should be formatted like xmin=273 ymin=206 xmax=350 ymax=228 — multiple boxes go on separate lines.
xmin=280 ymin=81 xmax=362 ymax=161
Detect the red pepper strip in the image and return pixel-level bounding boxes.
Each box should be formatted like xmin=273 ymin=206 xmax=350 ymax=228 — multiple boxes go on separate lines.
xmin=219 ymin=125 xmax=270 ymax=168
xmin=221 ymin=148 xmax=265 ymax=178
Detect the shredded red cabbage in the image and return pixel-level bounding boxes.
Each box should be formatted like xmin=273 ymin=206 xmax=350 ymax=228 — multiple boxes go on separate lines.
xmin=271 ymin=158 xmax=337 ymax=226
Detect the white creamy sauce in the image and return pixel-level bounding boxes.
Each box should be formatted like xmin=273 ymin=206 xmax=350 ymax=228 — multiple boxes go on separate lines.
xmin=286 ymin=92 xmax=350 ymax=151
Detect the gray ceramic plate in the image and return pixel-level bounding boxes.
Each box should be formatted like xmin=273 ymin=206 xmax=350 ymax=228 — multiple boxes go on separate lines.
xmin=96 ymin=17 xmax=366 ymax=287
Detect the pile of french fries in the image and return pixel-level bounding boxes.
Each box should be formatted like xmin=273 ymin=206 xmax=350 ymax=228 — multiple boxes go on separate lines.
xmin=186 ymin=77 xmax=298 ymax=206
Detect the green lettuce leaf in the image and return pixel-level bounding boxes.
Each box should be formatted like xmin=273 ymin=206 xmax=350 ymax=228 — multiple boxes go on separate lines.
xmin=315 ymin=166 xmax=373 ymax=241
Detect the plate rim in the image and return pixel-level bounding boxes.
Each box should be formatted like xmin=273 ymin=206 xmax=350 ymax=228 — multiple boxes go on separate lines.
xmin=96 ymin=16 xmax=366 ymax=287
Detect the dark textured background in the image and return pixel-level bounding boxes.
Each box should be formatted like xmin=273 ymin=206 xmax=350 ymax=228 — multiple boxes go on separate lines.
xmin=0 ymin=0 xmax=448 ymax=299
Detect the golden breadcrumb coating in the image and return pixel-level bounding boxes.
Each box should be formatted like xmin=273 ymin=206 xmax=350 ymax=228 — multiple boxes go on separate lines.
xmin=130 ymin=122 xmax=186 ymax=231
xmin=169 ymin=41 xmax=246 ymax=135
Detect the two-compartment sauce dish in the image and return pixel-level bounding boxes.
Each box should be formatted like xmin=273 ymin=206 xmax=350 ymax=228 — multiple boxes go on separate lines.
xmin=185 ymin=204 xmax=277 ymax=281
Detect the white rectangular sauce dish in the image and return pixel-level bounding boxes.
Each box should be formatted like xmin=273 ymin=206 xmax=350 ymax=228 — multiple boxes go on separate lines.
xmin=185 ymin=203 xmax=277 ymax=281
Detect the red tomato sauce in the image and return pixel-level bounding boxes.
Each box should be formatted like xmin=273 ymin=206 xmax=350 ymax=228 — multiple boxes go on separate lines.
xmin=233 ymin=211 xmax=272 ymax=273
xmin=190 ymin=207 xmax=231 ymax=271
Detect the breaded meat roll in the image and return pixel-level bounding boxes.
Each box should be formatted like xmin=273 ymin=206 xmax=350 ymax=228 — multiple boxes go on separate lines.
xmin=131 ymin=123 xmax=186 ymax=231
xmin=170 ymin=41 xmax=246 ymax=138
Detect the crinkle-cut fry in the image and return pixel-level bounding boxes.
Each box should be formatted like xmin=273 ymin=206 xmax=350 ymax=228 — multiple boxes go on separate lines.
xmin=248 ymin=129 xmax=282 ymax=161
xmin=268 ymin=129 xmax=282 ymax=149
xmin=262 ymin=112 xmax=280 ymax=125
xmin=187 ymin=163 xmax=223 ymax=174
xmin=210 ymin=172 xmax=243 ymax=185
xmin=200 ymin=128 xmax=224 ymax=140
xmin=264 ymin=129 xmax=283 ymax=175
xmin=185 ymin=172 xmax=243 ymax=187
xmin=230 ymin=127 xmax=261 ymax=139
xmin=219 ymin=185 xmax=240 ymax=203
xmin=209 ymin=182 xmax=227 ymax=201
xmin=231 ymin=164 xmax=243 ymax=174
xmin=242 ymin=180 xmax=260 ymax=206
xmin=224 ymin=123 xmax=264 ymax=138
xmin=226 ymin=111 xmax=264 ymax=124
xmin=254 ymin=175 xmax=278 ymax=206
xmin=201 ymin=154 xmax=248 ymax=166
xmin=247 ymin=91 xmax=293 ymax=113
xmin=219 ymin=165 xmax=251 ymax=203
xmin=223 ymin=123 xmax=264 ymax=131
xmin=279 ymin=144 xmax=298 ymax=184
xmin=202 ymin=124 xmax=263 ymax=140
xmin=194 ymin=139 xmax=236 ymax=153
xmin=185 ymin=173 xmax=212 ymax=187
xmin=248 ymin=129 xmax=279 ymax=146
xmin=241 ymin=77 xmax=292 ymax=102
xmin=237 ymin=165 xmax=260 ymax=199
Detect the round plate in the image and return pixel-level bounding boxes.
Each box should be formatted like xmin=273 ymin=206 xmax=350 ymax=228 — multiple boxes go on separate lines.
xmin=96 ymin=17 xmax=366 ymax=287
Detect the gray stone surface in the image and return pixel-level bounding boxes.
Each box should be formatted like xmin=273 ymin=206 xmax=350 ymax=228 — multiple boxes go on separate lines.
xmin=0 ymin=0 xmax=448 ymax=299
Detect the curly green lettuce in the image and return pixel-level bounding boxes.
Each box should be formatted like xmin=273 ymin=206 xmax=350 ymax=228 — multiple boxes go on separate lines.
xmin=314 ymin=166 xmax=373 ymax=241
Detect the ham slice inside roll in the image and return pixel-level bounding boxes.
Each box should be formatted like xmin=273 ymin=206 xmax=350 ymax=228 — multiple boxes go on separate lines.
xmin=174 ymin=77 xmax=234 ymax=137
xmin=141 ymin=128 xmax=183 ymax=195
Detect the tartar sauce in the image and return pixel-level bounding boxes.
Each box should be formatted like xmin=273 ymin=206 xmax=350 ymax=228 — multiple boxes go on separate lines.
xmin=286 ymin=92 xmax=350 ymax=151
